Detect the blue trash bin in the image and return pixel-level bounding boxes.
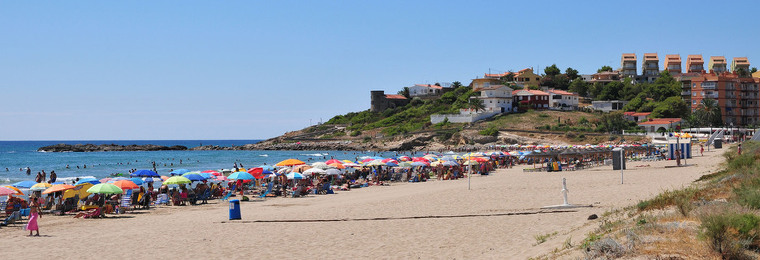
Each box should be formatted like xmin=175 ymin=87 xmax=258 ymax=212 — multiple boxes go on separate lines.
xmin=229 ymin=199 xmax=241 ymax=220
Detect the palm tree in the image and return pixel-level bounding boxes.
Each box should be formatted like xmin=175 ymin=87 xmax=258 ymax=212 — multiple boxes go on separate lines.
xmin=468 ymin=98 xmax=486 ymax=112
xmin=699 ymin=98 xmax=722 ymax=127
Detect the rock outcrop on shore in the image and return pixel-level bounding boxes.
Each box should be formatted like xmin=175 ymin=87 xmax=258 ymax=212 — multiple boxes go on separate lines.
xmin=38 ymin=144 xmax=188 ymax=152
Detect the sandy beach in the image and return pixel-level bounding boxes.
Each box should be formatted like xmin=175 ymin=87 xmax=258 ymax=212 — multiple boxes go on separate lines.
xmin=0 ymin=148 xmax=725 ymax=259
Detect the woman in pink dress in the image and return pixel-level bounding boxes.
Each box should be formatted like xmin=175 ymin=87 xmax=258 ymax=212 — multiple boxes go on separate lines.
xmin=26 ymin=195 xmax=41 ymax=236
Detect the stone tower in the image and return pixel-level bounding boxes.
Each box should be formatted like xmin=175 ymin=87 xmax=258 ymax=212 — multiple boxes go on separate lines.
xmin=370 ymin=90 xmax=388 ymax=112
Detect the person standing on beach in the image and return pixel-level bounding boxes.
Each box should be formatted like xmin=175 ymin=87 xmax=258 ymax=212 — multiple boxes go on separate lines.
xmin=41 ymin=170 xmax=46 ymax=183
xmin=26 ymin=167 xmax=31 ymax=175
xmin=49 ymin=171 xmax=57 ymax=184
xmin=700 ymin=144 xmax=704 ymax=156
xmin=738 ymin=143 xmax=742 ymax=155
xmin=26 ymin=194 xmax=41 ymax=236
xmin=35 ymin=172 xmax=42 ymax=183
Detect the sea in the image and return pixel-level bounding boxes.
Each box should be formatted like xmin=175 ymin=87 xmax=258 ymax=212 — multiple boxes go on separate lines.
xmin=0 ymin=140 xmax=423 ymax=185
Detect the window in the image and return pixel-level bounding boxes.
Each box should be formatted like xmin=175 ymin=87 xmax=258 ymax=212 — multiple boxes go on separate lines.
xmin=693 ymin=100 xmax=697 ymax=105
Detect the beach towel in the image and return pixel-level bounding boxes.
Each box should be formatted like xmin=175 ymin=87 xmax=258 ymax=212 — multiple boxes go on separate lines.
xmin=259 ymin=182 xmax=274 ymax=198
xmin=25 ymin=212 xmax=38 ymax=231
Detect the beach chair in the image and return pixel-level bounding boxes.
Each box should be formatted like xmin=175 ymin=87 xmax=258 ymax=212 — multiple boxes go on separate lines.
xmin=259 ymin=182 xmax=274 ymax=198
xmin=119 ymin=189 xmax=133 ymax=213
xmin=1 ymin=211 xmax=20 ymax=226
xmin=154 ymin=194 xmax=169 ymax=206
xmin=197 ymin=189 xmax=211 ymax=204
xmin=82 ymin=208 xmax=101 ymax=219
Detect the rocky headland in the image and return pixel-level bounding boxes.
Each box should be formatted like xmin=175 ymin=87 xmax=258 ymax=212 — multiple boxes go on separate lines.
xmin=38 ymin=144 xmax=188 ymax=152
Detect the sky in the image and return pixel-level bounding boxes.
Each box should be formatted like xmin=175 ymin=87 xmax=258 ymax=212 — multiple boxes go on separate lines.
xmin=1 ymin=1 xmax=758 ymax=140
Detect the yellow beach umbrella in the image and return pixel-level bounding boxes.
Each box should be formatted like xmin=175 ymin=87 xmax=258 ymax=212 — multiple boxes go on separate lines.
xmin=30 ymin=182 xmax=52 ymax=191
xmin=275 ymin=159 xmax=306 ymax=167
xmin=63 ymin=183 xmax=93 ymax=200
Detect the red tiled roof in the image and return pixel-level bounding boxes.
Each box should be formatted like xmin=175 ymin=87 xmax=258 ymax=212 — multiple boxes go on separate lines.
xmin=638 ymin=118 xmax=681 ymax=125
xmin=481 ymin=84 xmax=512 ymax=90
xmin=385 ymin=94 xmax=407 ymax=100
xmin=512 ymin=89 xmax=548 ymax=96
xmin=546 ymin=89 xmax=578 ymax=96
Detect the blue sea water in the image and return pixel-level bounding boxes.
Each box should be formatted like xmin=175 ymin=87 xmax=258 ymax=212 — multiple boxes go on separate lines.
xmin=0 ymin=140 xmax=420 ymax=185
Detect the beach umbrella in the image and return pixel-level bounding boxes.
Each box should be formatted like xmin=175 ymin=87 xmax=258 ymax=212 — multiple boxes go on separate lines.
xmin=214 ymin=175 xmax=228 ymax=181
xmin=360 ymin=158 xmax=374 ymax=163
xmin=199 ymin=173 xmax=214 ymax=179
xmin=3 ymin=186 xmax=23 ymax=195
xmin=397 ymin=162 xmax=413 ymax=167
xmin=75 ymin=178 xmax=100 ymax=186
xmin=100 ymin=178 xmax=112 ymax=183
xmin=365 ymin=159 xmax=385 ymax=167
xmin=410 ymin=161 xmax=428 ymax=167
xmin=182 ymin=173 xmax=207 ymax=182
xmin=342 ymin=162 xmax=360 ymax=167
xmin=171 ymin=169 xmax=190 ymax=176
xmin=311 ymin=162 xmax=330 ymax=170
xmin=303 ymin=168 xmax=326 ymax=175
xmin=131 ymin=170 xmax=159 ymax=178
xmin=142 ymin=177 xmax=161 ymax=183
xmin=385 ymin=162 xmax=399 ymax=167
xmin=63 ymin=183 xmax=93 ymax=200
xmin=112 ymin=180 xmax=139 ymax=190
xmin=0 ymin=187 xmax=17 ymax=196
xmin=325 ymin=168 xmax=341 ymax=176
xmin=430 ymin=161 xmax=442 ymax=167
xmin=328 ymin=163 xmax=346 ymax=169
xmin=277 ymin=168 xmax=291 ymax=174
xmin=246 ymin=168 xmax=265 ymax=179
xmin=275 ymin=159 xmax=306 ymax=167
xmin=382 ymin=158 xmax=398 ymax=164
xmin=471 ymin=157 xmax=488 ymax=163
xmin=11 ymin=181 xmax=37 ymax=188
xmin=398 ymin=156 xmax=412 ymax=161
xmin=442 ymin=161 xmax=459 ymax=167
xmin=30 ymin=182 xmax=52 ymax=191
xmin=162 ymin=176 xmax=191 ymax=185
xmin=87 ymin=183 xmax=123 ymax=194
xmin=341 ymin=160 xmax=354 ymax=164
xmin=294 ymin=165 xmax=312 ymax=172
xmin=286 ymin=172 xmax=305 ymax=180
xmin=228 ymin=172 xmax=254 ymax=181
xmin=130 ymin=177 xmax=144 ymax=185
xmin=325 ymin=159 xmax=342 ymax=165
xmin=201 ymin=170 xmax=221 ymax=176
xmin=42 ymin=184 xmax=75 ymax=195
xmin=463 ymin=160 xmax=480 ymax=166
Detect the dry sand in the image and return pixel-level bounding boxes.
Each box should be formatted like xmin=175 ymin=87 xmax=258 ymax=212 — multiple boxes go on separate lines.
xmin=0 ymin=148 xmax=726 ymax=259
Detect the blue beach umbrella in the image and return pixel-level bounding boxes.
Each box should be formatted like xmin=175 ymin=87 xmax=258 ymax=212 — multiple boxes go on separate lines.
xmin=75 ymin=178 xmax=101 ymax=186
xmin=170 ymin=169 xmax=190 ymax=176
xmin=199 ymin=173 xmax=213 ymax=179
xmin=286 ymin=172 xmax=305 ymax=180
xmin=228 ymin=172 xmax=254 ymax=181
xmin=131 ymin=170 xmax=159 ymax=178
xmin=182 ymin=173 xmax=206 ymax=182
xmin=130 ymin=177 xmax=144 ymax=185
xmin=12 ymin=181 xmax=38 ymax=188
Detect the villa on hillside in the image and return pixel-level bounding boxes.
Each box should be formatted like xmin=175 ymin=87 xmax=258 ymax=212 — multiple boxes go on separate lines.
xmin=623 ymin=112 xmax=651 ymax=122
xmin=408 ymin=84 xmax=444 ymax=98
xmin=477 ymin=84 xmax=514 ymax=113
xmin=546 ymin=89 xmax=579 ymax=110
xmin=513 ymin=89 xmax=549 ymax=111
xmin=591 ymin=100 xmax=628 ymax=112
xmin=471 ymin=68 xmax=541 ymax=91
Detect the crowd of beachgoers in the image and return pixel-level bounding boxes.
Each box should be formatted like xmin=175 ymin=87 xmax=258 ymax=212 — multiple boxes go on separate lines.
xmin=1 ymin=144 xmax=660 ymax=235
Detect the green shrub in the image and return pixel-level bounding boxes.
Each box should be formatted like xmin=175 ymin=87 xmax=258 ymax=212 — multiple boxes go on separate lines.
xmin=479 ymin=126 xmax=499 ymax=137
xmin=699 ymin=212 xmax=760 ymax=258
xmin=350 ymin=130 xmax=362 ymax=137
xmin=735 ymin=182 xmax=760 ymax=209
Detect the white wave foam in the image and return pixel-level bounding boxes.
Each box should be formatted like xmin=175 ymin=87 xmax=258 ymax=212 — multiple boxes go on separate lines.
xmin=259 ymin=154 xmax=269 ymax=157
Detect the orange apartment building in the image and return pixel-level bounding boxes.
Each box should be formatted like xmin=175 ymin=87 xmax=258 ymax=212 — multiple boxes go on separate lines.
xmin=685 ymin=55 xmax=704 ymax=73
xmin=708 ymin=56 xmax=728 ymax=73
xmin=732 ymin=57 xmax=750 ymax=74
xmin=620 ymin=53 xmax=637 ymax=78
xmin=664 ymin=54 xmax=681 ymax=74
xmin=690 ymin=73 xmax=760 ymax=126
xmin=641 ymin=53 xmax=660 ymax=82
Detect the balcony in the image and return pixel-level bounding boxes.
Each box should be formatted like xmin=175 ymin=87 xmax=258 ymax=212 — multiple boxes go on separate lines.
xmin=681 ymin=91 xmax=691 ymax=96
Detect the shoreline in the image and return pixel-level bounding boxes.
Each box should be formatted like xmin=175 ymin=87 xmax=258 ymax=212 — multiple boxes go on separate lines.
xmin=0 ymin=146 xmax=722 ymax=259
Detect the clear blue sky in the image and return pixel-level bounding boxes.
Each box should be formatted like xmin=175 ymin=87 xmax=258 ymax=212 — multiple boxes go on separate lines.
xmin=1 ymin=1 xmax=757 ymax=140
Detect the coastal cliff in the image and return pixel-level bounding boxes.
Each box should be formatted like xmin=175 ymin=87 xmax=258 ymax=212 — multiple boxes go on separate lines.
xmin=38 ymin=144 xmax=188 ymax=152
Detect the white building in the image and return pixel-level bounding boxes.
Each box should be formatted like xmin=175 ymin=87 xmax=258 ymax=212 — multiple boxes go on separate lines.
xmin=591 ymin=100 xmax=628 ymax=112
xmin=408 ymin=84 xmax=443 ymax=97
xmin=477 ymin=85 xmax=513 ymax=113
xmin=546 ymin=89 xmax=579 ymax=110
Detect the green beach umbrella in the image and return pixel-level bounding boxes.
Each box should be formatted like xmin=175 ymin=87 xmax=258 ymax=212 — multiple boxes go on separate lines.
xmin=86 ymin=183 xmax=124 ymax=194
xmin=163 ymin=176 xmax=192 ymax=185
